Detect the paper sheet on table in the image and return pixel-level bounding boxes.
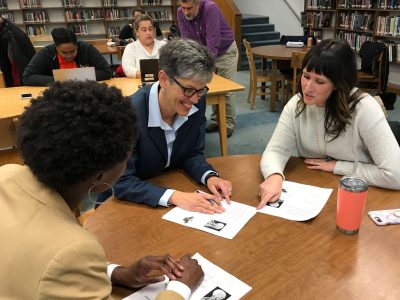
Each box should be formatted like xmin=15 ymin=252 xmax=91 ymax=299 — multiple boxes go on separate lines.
xmin=123 ymin=253 xmax=252 ymax=300
xmin=258 ymin=181 xmax=333 ymax=221
xmin=162 ymin=200 xmax=257 ymax=239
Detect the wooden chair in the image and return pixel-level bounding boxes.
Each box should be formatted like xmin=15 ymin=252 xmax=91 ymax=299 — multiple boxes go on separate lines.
xmin=357 ymin=51 xmax=384 ymax=94
xmin=283 ymin=51 xmax=307 ymax=104
xmin=0 ymin=72 xmax=6 ymax=88
xmin=243 ymin=39 xmax=285 ymax=110
xmin=0 ymin=116 xmax=19 ymax=149
xmin=0 ymin=116 xmax=22 ymax=166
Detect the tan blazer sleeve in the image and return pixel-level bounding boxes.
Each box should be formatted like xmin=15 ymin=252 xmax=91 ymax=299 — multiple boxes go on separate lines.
xmin=156 ymin=290 xmax=185 ymax=300
xmin=38 ymin=239 xmax=112 ymax=300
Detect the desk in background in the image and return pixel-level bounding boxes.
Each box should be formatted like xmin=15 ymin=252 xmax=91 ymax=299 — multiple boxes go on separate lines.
xmin=0 ymin=76 xmax=243 ymax=156
xmin=251 ymin=45 xmax=309 ymax=112
xmin=86 ymin=154 xmax=400 ymax=300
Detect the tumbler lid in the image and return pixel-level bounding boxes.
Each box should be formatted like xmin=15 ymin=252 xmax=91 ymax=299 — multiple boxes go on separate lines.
xmin=340 ymin=176 xmax=368 ymax=192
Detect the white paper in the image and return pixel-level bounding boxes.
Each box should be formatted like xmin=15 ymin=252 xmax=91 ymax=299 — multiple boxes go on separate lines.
xmin=162 ymin=200 xmax=257 ymax=239
xmin=258 ymin=181 xmax=333 ymax=221
xmin=123 ymin=253 xmax=252 ymax=300
xmin=286 ymin=41 xmax=304 ymax=48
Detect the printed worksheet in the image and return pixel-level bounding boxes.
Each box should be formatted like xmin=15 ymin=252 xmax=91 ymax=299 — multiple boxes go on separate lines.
xmin=162 ymin=200 xmax=257 ymax=239
xmin=258 ymin=181 xmax=333 ymax=221
xmin=123 ymin=253 xmax=252 ymax=300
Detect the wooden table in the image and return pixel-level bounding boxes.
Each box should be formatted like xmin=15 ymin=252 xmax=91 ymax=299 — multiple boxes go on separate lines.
xmin=0 ymin=76 xmax=243 ymax=156
xmin=85 ymin=154 xmax=400 ymax=300
xmin=252 ymin=45 xmax=308 ymax=112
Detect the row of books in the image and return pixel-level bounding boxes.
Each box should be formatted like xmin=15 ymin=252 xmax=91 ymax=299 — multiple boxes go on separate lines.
xmin=378 ymin=0 xmax=400 ymax=8
xmin=378 ymin=40 xmax=400 ymax=61
xmin=62 ymin=0 xmax=81 ymax=8
xmin=146 ymin=9 xmax=170 ymax=21
xmin=19 ymin=0 xmax=42 ymax=8
xmin=103 ymin=0 xmax=118 ymax=6
xmin=0 ymin=0 xmax=8 ymax=9
xmin=0 ymin=11 xmax=14 ymax=22
xmin=337 ymin=0 xmax=377 ymax=8
xmin=65 ymin=9 xmax=104 ymax=22
xmin=139 ymin=0 xmax=162 ymax=6
xmin=376 ymin=15 xmax=400 ymax=36
xmin=337 ymin=12 xmax=374 ymax=31
xmin=26 ymin=24 xmax=47 ymax=36
xmin=68 ymin=23 xmax=88 ymax=35
xmin=104 ymin=8 xmax=131 ymax=20
xmin=305 ymin=11 xmax=333 ymax=28
xmin=107 ymin=25 xmax=120 ymax=36
xmin=337 ymin=31 xmax=374 ymax=50
xmin=23 ymin=10 xmax=49 ymax=23
xmin=306 ymin=0 xmax=336 ymax=9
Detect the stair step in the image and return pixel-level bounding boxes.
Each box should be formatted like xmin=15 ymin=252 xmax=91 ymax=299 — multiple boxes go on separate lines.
xmin=242 ymin=31 xmax=280 ymax=42
xmin=242 ymin=24 xmax=276 ymax=34
xmin=242 ymin=14 xmax=270 ymax=25
xmin=241 ymin=39 xmax=281 ymax=49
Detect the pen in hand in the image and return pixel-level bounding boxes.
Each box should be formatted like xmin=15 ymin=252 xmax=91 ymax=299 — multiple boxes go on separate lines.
xmin=195 ymin=190 xmax=221 ymax=207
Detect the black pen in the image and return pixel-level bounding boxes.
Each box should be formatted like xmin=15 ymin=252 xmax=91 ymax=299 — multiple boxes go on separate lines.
xmin=195 ymin=189 xmax=218 ymax=206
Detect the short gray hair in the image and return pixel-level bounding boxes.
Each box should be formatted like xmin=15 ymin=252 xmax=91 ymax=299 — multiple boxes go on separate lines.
xmin=134 ymin=14 xmax=153 ymax=31
xmin=159 ymin=38 xmax=215 ymax=84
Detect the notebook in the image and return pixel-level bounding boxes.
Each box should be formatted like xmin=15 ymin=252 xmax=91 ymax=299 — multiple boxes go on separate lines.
xmin=140 ymin=59 xmax=159 ymax=85
xmin=52 ymin=67 xmax=96 ymax=82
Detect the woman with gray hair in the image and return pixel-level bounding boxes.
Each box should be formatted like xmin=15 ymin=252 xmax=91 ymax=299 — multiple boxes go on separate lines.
xmin=98 ymin=38 xmax=233 ymax=214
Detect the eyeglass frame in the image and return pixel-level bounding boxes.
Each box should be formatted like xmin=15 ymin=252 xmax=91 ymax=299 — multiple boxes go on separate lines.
xmin=164 ymin=70 xmax=209 ymax=97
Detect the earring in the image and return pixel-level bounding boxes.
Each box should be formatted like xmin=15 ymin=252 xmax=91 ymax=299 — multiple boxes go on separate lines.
xmin=87 ymin=182 xmax=114 ymax=205
xmin=162 ymin=88 xmax=166 ymax=93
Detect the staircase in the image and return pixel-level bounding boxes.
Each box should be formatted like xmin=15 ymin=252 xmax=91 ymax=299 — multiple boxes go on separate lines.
xmin=240 ymin=14 xmax=281 ymax=70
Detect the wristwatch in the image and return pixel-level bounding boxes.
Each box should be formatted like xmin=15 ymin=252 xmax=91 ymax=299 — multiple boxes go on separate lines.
xmin=205 ymin=171 xmax=219 ymax=184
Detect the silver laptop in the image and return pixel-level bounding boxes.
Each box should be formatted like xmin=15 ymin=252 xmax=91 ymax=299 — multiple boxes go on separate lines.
xmin=53 ymin=67 xmax=96 ymax=82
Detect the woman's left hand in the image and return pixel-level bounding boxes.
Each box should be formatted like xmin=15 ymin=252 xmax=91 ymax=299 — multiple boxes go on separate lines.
xmin=304 ymin=158 xmax=337 ymax=173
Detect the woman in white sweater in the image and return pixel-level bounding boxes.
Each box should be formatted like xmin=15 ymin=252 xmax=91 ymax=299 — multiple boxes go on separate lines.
xmin=121 ymin=14 xmax=166 ymax=78
xmin=258 ymin=39 xmax=400 ymax=209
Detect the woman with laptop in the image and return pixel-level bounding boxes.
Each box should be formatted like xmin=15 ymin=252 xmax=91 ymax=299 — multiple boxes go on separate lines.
xmin=121 ymin=14 xmax=166 ymax=78
xmin=23 ymin=27 xmax=112 ymax=86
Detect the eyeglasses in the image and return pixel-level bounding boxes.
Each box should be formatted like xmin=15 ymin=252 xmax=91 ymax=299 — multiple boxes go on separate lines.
xmin=165 ymin=71 xmax=209 ymax=97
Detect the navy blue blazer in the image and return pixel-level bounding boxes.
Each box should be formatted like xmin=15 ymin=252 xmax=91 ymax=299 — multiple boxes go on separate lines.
xmin=98 ymin=84 xmax=216 ymax=207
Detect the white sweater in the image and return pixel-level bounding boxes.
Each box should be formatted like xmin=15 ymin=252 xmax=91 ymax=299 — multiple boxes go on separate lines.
xmin=121 ymin=39 xmax=166 ymax=78
xmin=261 ymin=91 xmax=400 ymax=190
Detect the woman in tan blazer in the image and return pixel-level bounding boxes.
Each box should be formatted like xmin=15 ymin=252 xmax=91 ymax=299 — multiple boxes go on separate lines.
xmin=0 ymin=80 xmax=203 ymax=299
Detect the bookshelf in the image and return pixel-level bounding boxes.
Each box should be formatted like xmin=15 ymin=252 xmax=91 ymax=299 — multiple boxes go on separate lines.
xmin=1 ymin=0 xmax=177 ymax=41
xmin=303 ymin=0 xmax=400 ymax=63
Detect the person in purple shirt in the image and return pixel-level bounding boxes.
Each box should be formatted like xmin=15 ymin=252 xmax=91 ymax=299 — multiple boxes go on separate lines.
xmin=177 ymin=0 xmax=239 ymax=137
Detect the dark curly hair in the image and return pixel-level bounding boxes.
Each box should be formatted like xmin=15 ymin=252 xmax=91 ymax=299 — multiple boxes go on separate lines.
xmin=17 ymin=80 xmax=138 ymax=190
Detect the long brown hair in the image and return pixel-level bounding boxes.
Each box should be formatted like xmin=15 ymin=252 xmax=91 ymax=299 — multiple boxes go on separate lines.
xmin=296 ymin=39 xmax=363 ymax=141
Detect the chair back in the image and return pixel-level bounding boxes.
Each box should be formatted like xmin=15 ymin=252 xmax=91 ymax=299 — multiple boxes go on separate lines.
xmin=291 ymin=51 xmax=307 ymax=96
xmin=243 ymin=39 xmax=256 ymax=81
xmin=0 ymin=117 xmax=19 ymax=149
xmin=0 ymin=72 xmax=6 ymax=88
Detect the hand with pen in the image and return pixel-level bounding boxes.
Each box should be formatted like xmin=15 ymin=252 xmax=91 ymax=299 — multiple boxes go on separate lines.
xmin=258 ymin=173 xmax=283 ymax=210
xmin=169 ymin=190 xmax=225 ymax=214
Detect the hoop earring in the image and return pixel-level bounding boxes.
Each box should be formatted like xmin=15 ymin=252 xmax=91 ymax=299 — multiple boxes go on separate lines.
xmin=87 ymin=183 xmax=114 ymax=205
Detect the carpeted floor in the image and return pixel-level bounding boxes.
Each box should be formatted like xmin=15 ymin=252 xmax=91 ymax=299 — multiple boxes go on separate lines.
xmin=204 ymin=70 xmax=400 ymax=158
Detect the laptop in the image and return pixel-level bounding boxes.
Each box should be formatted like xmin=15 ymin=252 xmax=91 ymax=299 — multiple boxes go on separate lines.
xmin=140 ymin=59 xmax=159 ymax=85
xmin=53 ymin=67 xmax=96 ymax=82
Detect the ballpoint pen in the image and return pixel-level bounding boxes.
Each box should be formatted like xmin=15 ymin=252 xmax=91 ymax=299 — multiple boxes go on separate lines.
xmin=195 ymin=189 xmax=219 ymax=206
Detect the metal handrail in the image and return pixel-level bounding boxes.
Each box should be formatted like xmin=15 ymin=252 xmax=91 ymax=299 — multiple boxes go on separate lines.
xmin=282 ymin=0 xmax=301 ymax=24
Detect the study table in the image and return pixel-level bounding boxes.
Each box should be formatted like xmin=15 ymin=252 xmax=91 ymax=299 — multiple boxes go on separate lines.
xmin=0 ymin=75 xmax=243 ymax=156
xmin=251 ymin=45 xmax=309 ymax=112
xmin=85 ymin=154 xmax=400 ymax=300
